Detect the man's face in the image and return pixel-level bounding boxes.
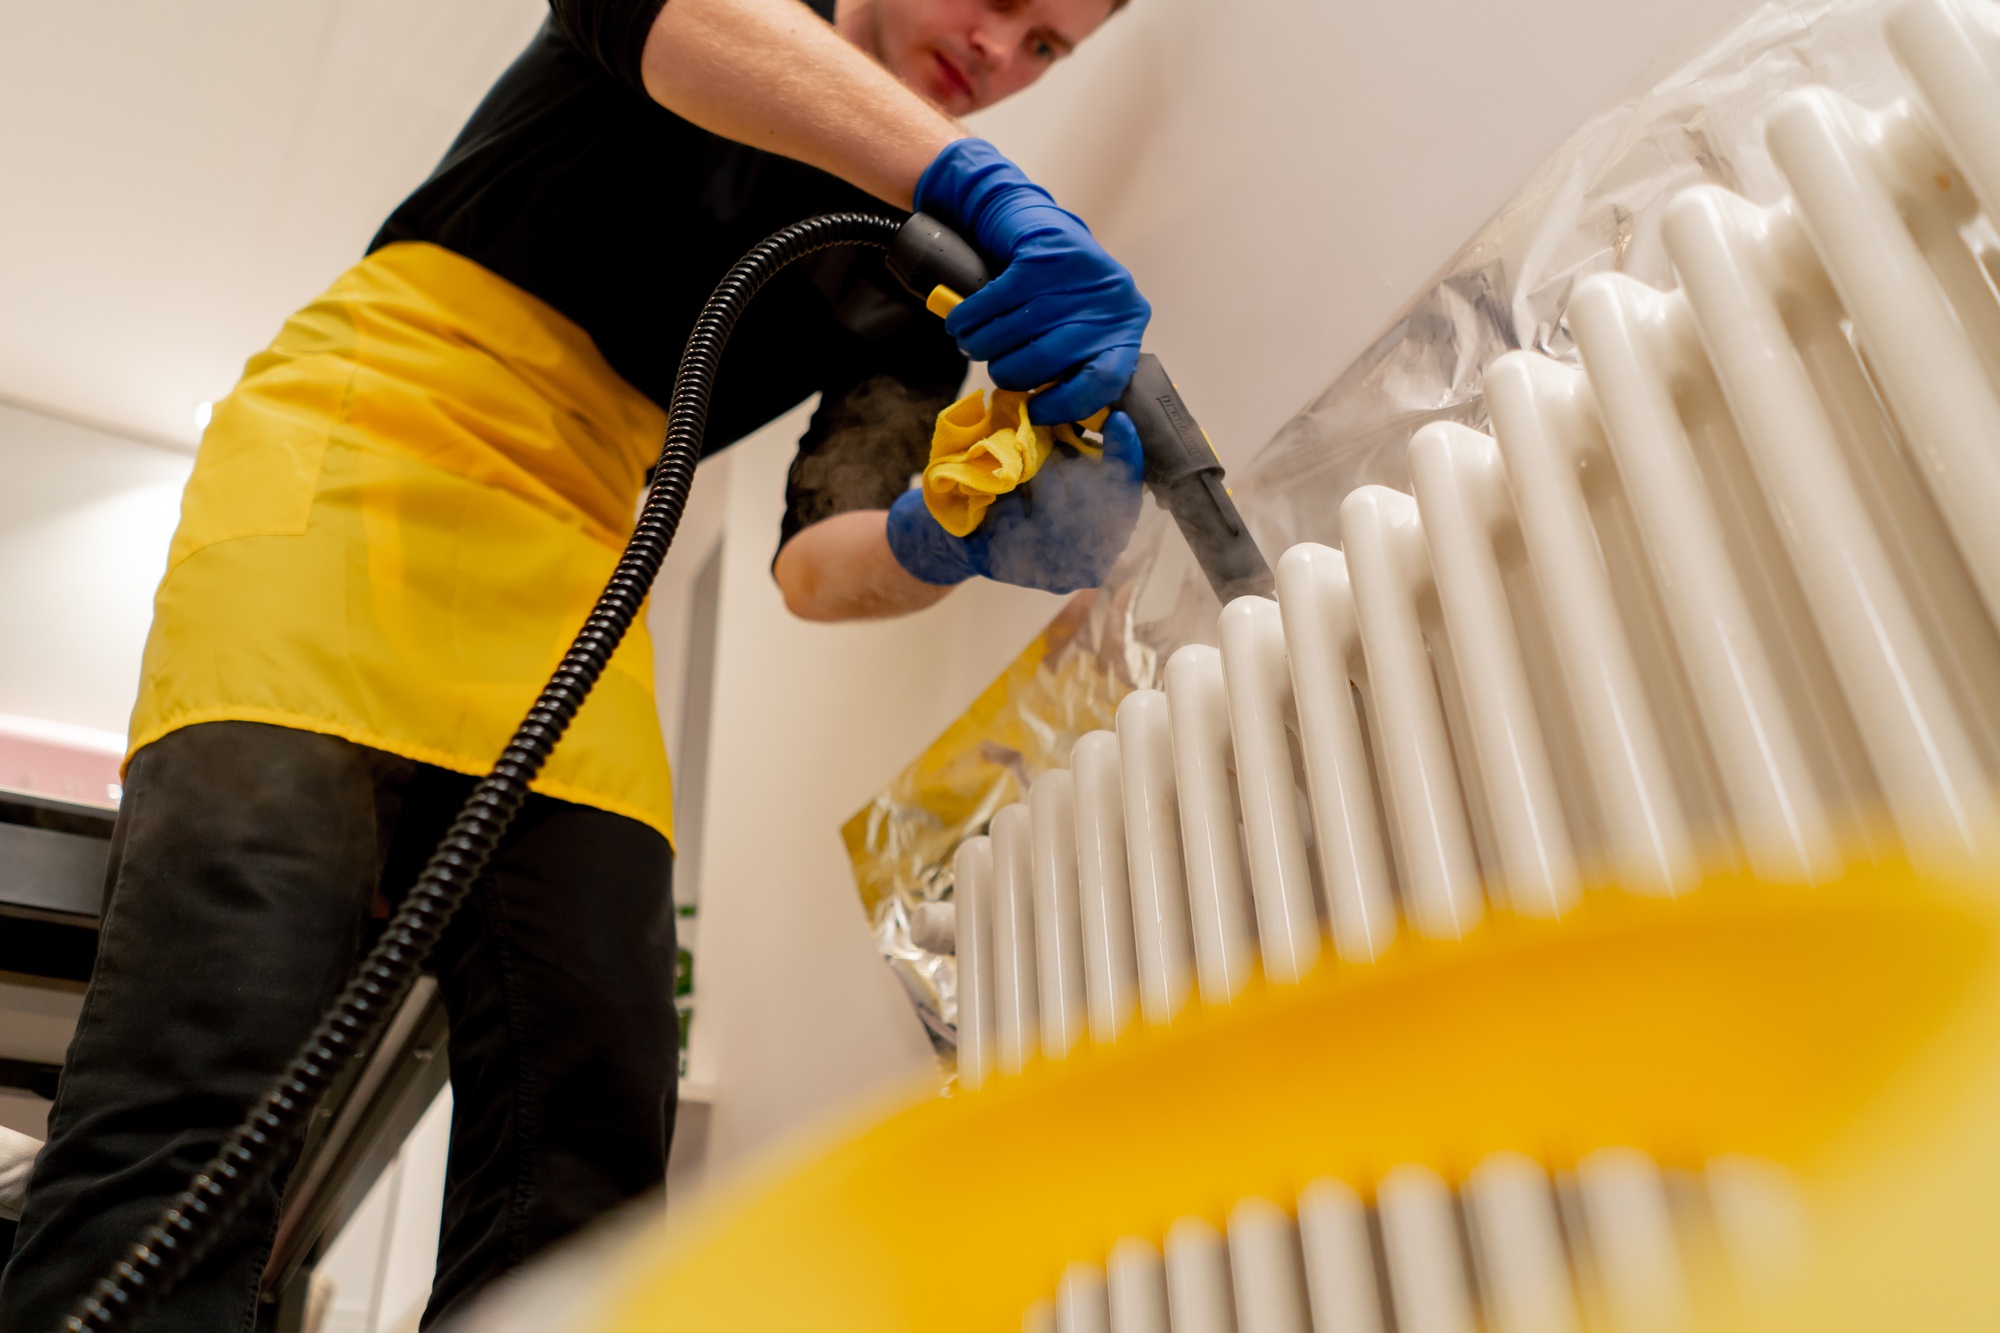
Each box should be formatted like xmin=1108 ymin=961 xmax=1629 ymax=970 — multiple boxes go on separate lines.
xmin=841 ymin=0 xmax=1119 ymax=117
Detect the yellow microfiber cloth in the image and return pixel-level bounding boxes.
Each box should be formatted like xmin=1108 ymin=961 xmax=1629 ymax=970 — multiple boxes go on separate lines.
xmin=921 ymin=390 xmax=1111 ymax=538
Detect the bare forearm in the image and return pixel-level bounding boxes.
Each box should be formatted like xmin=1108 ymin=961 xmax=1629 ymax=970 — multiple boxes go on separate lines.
xmin=639 ymin=0 xmax=963 ymax=208
xmin=774 ymin=509 xmax=954 ymax=621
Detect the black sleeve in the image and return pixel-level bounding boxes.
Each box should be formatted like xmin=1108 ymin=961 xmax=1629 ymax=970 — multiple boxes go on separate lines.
xmin=777 ymin=336 xmax=968 ymax=557
xmin=546 ymin=0 xmax=670 ymax=95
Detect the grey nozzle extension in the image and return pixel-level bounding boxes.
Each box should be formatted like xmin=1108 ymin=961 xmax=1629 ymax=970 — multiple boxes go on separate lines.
xmin=1118 ymin=354 xmax=1274 ymax=601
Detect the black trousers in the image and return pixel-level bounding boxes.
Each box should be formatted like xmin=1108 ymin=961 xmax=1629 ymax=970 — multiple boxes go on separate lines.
xmin=0 ymin=721 xmax=678 ymax=1332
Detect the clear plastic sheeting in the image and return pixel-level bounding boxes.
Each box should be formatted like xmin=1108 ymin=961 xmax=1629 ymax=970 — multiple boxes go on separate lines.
xmin=845 ymin=0 xmax=1916 ymax=1059
xmin=1236 ymin=0 xmax=1911 ymax=554
xmin=841 ymin=580 xmax=1153 ymax=1054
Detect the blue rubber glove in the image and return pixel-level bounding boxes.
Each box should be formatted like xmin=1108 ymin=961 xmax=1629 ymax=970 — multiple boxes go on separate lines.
xmin=888 ymin=410 xmax=1145 ymax=594
xmin=915 ymin=139 xmax=1151 ymax=426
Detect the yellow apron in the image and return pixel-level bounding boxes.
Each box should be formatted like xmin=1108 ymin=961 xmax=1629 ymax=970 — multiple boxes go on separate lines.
xmin=131 ymin=242 xmax=675 ymax=842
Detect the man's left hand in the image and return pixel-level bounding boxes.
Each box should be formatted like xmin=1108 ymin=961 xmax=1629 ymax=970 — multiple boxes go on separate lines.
xmin=916 ymin=138 xmax=1151 ymax=426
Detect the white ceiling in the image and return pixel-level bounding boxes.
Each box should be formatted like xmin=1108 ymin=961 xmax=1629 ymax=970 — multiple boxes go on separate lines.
xmin=2 ymin=0 xmax=1757 ymax=458
xmin=0 ymin=0 xmax=544 ymax=447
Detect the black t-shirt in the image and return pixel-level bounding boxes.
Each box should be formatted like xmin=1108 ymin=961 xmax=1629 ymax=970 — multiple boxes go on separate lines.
xmin=370 ymin=0 xmax=965 ymax=550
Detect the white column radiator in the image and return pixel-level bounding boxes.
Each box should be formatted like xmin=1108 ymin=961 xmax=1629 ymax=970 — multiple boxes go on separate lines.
xmin=952 ymin=2 xmax=2000 ymax=1328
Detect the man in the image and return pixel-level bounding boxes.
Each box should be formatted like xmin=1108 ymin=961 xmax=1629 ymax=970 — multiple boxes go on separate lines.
xmin=0 ymin=0 xmax=1148 ymax=1327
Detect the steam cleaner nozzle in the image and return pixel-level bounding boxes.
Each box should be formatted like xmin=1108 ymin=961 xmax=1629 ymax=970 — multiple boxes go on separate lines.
xmin=1116 ymin=354 xmax=1274 ymax=603
xmin=889 ymin=213 xmax=1274 ymax=604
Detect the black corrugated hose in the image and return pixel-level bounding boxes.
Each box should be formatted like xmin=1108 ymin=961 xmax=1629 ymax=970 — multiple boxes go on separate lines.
xmin=64 ymin=211 xmax=904 ymax=1333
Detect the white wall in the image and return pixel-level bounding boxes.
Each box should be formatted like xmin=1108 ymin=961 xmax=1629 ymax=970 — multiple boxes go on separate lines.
xmin=683 ymin=406 xmax=1063 ymax=1177
xmin=0 ymin=402 xmax=190 ymax=736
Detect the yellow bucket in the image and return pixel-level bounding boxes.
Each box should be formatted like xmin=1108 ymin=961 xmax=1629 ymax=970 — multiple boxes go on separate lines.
xmin=551 ymin=858 xmax=2000 ymax=1330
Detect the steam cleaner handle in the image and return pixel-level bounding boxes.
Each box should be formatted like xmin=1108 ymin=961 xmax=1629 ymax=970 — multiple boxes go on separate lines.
xmin=887 ymin=213 xmax=1275 ymax=603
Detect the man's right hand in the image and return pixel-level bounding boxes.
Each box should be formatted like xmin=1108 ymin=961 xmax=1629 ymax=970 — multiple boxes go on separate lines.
xmin=916 ymin=138 xmax=1151 ymax=426
xmin=886 ymin=409 xmax=1145 ymax=594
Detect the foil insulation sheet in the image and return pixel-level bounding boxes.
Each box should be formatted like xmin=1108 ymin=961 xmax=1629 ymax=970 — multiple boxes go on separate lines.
xmin=846 ymin=0 xmax=1917 ymax=1060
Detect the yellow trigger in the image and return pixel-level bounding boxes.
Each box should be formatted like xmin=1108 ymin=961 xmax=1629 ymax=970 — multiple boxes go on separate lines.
xmin=926 ymin=284 xmax=964 ymax=319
